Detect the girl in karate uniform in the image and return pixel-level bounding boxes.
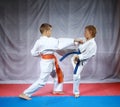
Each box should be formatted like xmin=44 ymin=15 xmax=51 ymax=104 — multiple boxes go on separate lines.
xmin=71 ymin=25 xmax=97 ymax=98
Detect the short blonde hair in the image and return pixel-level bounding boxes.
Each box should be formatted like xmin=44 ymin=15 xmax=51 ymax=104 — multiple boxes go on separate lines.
xmin=40 ymin=23 xmax=52 ymax=34
xmin=85 ymin=25 xmax=97 ymax=37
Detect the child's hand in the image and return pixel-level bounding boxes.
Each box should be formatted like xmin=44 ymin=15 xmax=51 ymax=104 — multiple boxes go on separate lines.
xmin=74 ymin=39 xmax=84 ymax=44
xmin=73 ymin=55 xmax=79 ymax=64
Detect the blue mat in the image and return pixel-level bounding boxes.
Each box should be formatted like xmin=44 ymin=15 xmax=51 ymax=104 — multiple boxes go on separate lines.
xmin=0 ymin=96 xmax=120 ymax=107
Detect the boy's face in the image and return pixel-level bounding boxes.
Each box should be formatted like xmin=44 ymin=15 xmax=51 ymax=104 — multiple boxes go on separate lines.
xmin=84 ymin=28 xmax=92 ymax=40
xmin=46 ymin=28 xmax=52 ymax=37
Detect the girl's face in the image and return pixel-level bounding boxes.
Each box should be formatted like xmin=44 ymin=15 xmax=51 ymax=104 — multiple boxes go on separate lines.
xmin=84 ymin=28 xmax=92 ymax=40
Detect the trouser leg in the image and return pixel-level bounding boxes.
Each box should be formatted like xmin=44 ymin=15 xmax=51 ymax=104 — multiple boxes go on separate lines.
xmin=23 ymin=59 xmax=54 ymax=97
xmin=50 ymin=70 xmax=63 ymax=92
xmin=71 ymin=56 xmax=83 ymax=95
xmin=24 ymin=71 xmax=51 ymax=97
xmin=53 ymin=77 xmax=63 ymax=92
xmin=73 ymin=74 xmax=80 ymax=95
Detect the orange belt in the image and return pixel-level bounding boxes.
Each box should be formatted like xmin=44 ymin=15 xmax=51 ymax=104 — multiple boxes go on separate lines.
xmin=41 ymin=54 xmax=63 ymax=83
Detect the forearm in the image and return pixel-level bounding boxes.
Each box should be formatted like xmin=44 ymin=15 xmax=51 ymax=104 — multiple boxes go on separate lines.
xmin=58 ymin=38 xmax=74 ymax=49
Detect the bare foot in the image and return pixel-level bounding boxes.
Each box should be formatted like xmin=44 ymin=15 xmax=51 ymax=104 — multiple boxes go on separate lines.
xmin=74 ymin=94 xmax=80 ymax=98
xmin=52 ymin=91 xmax=64 ymax=95
xmin=19 ymin=93 xmax=31 ymax=100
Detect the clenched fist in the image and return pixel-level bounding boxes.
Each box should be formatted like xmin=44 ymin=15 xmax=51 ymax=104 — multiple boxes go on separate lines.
xmin=73 ymin=55 xmax=79 ymax=64
xmin=74 ymin=39 xmax=84 ymax=44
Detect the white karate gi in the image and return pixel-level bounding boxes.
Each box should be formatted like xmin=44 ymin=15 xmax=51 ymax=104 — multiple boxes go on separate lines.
xmin=71 ymin=38 xmax=97 ymax=95
xmin=24 ymin=36 xmax=74 ymax=97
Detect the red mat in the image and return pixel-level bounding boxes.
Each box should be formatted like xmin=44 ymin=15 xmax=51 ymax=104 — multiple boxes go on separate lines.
xmin=0 ymin=83 xmax=120 ymax=96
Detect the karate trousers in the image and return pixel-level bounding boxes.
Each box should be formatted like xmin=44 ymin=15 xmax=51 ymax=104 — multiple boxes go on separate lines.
xmin=23 ymin=58 xmax=63 ymax=97
xmin=71 ymin=56 xmax=87 ymax=95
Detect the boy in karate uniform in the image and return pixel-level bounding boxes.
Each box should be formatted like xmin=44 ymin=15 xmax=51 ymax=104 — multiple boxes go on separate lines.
xmin=19 ymin=23 xmax=78 ymax=100
xmin=71 ymin=25 xmax=97 ymax=98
